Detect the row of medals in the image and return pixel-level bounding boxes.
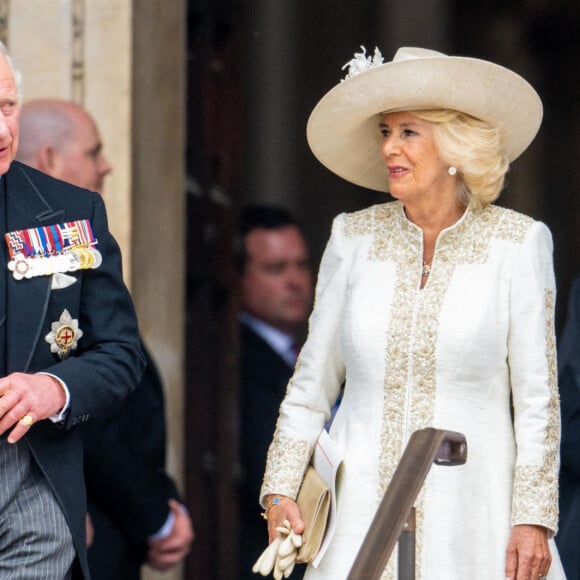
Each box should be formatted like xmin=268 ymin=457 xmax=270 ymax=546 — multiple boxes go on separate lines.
xmin=8 ymin=246 xmax=102 ymax=279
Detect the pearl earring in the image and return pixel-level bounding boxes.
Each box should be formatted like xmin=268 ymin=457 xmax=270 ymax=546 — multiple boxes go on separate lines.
xmin=448 ymin=166 xmax=457 ymax=176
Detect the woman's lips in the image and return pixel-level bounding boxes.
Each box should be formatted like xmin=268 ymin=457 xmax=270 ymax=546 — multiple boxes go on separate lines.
xmin=387 ymin=166 xmax=409 ymax=178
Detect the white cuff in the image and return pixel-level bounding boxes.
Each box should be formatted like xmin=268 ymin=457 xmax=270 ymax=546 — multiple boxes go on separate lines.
xmin=36 ymin=372 xmax=70 ymax=422
xmin=148 ymin=503 xmax=188 ymax=541
xmin=148 ymin=511 xmax=175 ymax=541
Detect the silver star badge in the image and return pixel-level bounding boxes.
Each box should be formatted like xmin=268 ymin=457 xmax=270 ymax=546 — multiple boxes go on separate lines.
xmin=45 ymin=309 xmax=84 ymax=359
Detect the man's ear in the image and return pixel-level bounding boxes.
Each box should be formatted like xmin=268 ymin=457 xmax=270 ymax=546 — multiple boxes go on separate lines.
xmin=36 ymin=145 xmax=57 ymax=174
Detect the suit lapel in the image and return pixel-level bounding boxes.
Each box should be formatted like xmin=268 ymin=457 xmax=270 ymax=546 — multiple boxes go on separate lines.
xmin=4 ymin=163 xmax=65 ymax=372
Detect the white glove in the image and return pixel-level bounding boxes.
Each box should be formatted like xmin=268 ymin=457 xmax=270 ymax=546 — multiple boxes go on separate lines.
xmin=253 ymin=520 xmax=303 ymax=578
xmin=277 ymin=523 xmax=302 ymax=577
xmin=252 ymin=535 xmax=284 ymax=576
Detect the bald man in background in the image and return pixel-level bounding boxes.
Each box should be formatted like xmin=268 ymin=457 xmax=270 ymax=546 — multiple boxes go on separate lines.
xmin=17 ymin=100 xmax=111 ymax=195
xmin=17 ymin=99 xmax=194 ymax=580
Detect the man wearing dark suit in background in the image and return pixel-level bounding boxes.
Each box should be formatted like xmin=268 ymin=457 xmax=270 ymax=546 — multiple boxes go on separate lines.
xmin=555 ymin=275 xmax=580 ymax=579
xmin=83 ymin=345 xmax=193 ymax=579
xmin=237 ymin=205 xmax=313 ymax=579
xmin=17 ymin=98 xmax=194 ymax=579
xmin=0 ymin=44 xmax=144 ymax=578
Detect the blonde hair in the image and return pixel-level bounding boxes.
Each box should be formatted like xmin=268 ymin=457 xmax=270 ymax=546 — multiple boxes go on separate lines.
xmin=412 ymin=109 xmax=509 ymax=208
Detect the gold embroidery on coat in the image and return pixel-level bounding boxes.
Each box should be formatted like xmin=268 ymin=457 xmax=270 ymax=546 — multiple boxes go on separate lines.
xmin=512 ymin=288 xmax=560 ymax=531
xmin=261 ymin=431 xmax=311 ymax=501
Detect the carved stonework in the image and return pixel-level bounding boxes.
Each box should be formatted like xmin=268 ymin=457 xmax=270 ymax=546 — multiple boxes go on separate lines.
xmin=71 ymin=0 xmax=85 ymax=104
xmin=0 ymin=0 xmax=9 ymax=48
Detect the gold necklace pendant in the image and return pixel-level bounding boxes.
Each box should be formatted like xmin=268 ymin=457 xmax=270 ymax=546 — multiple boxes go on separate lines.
xmin=422 ymin=262 xmax=431 ymax=277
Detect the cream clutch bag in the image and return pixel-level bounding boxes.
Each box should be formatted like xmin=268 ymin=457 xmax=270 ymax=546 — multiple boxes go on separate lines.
xmin=296 ymin=465 xmax=331 ymax=562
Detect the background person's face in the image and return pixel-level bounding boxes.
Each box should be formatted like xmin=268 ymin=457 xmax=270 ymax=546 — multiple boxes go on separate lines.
xmin=53 ymin=114 xmax=112 ymax=194
xmin=241 ymin=225 xmax=313 ymax=334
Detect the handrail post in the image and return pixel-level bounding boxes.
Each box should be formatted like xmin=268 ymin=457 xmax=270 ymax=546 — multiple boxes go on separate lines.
xmin=398 ymin=507 xmax=415 ymax=580
xmin=347 ymin=428 xmax=467 ymax=580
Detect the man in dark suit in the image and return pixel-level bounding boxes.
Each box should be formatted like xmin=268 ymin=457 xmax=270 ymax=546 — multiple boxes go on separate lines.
xmin=556 ymin=275 xmax=580 ymax=578
xmin=17 ymin=98 xmax=194 ymax=579
xmin=0 ymin=43 xmax=144 ymax=578
xmin=237 ymin=205 xmax=313 ymax=579
xmin=83 ymin=345 xmax=193 ymax=578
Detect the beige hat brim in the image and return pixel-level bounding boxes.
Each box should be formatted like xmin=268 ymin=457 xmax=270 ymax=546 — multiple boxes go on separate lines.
xmin=306 ymin=51 xmax=543 ymax=192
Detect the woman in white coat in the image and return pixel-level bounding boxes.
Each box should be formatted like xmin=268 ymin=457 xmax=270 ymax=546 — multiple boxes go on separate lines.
xmin=258 ymin=46 xmax=565 ymax=580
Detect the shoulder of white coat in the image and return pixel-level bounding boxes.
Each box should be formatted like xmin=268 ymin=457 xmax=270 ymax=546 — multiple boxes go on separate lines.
xmin=340 ymin=201 xmax=399 ymax=238
xmin=486 ymin=205 xmax=543 ymax=244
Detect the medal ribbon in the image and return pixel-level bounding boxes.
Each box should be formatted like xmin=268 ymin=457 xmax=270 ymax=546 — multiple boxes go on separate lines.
xmin=4 ymin=219 xmax=98 ymax=259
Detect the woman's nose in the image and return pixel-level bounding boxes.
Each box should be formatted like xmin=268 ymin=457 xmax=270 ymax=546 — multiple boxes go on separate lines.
xmin=381 ymin=136 xmax=401 ymax=157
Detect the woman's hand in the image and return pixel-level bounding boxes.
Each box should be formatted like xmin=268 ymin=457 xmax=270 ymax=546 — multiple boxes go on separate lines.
xmin=253 ymin=496 xmax=305 ymax=578
xmin=505 ymin=524 xmax=551 ymax=580
xmin=263 ymin=494 xmax=305 ymax=542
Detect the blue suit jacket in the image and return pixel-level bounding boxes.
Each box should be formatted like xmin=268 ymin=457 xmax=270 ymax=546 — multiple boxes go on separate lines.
xmin=3 ymin=161 xmax=145 ymax=578
xmin=556 ymin=275 xmax=580 ymax=579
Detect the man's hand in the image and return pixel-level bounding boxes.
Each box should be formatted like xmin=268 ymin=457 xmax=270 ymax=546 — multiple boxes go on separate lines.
xmin=146 ymin=499 xmax=194 ymax=571
xmin=0 ymin=373 xmax=66 ymax=443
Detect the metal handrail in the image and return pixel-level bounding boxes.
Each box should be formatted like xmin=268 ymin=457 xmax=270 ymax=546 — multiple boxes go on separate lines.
xmin=347 ymin=428 xmax=467 ymax=580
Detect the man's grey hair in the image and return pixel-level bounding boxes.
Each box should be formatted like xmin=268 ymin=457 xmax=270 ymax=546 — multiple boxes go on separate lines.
xmin=0 ymin=41 xmax=23 ymax=101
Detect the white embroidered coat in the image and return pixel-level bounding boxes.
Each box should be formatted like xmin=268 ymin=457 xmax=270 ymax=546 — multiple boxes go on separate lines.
xmin=260 ymin=202 xmax=565 ymax=580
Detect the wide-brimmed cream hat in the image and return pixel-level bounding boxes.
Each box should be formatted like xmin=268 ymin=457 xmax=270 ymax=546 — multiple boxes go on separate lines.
xmin=306 ymin=46 xmax=543 ymax=192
